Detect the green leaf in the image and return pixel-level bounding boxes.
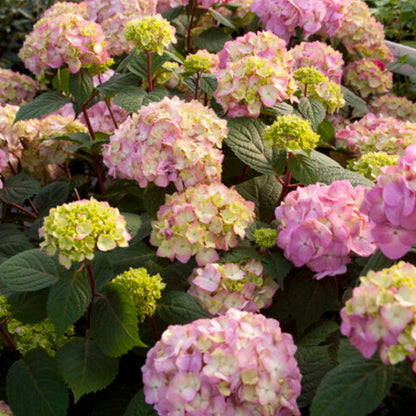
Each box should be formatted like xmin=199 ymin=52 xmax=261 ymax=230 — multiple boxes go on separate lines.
xmin=142 ymin=184 xmax=170 ymax=218
xmin=226 ymin=117 xmax=281 ymax=175
xmin=122 ymin=212 xmax=152 ymax=244
xmin=0 ymin=249 xmax=61 ymax=292
xmin=298 ymin=320 xmax=340 ymax=346
xmin=0 ymin=172 xmax=41 ymax=204
xmin=185 ymin=73 xmax=218 ymax=95
xmin=296 ymin=345 xmax=334 ymax=408
xmin=316 ymin=166 xmax=374 ymax=188
xmin=114 ymin=87 xmax=169 ymax=112
xmin=337 ymin=337 xmax=363 ymax=363
xmin=127 ymin=52 xmax=170 ymax=79
xmin=310 ymin=355 xmax=394 ymax=416
xmin=158 ymin=291 xmax=210 ymax=324
xmin=56 ymin=339 xmax=119 ymax=403
xmin=262 ymin=251 xmax=292 ymax=289
xmin=360 ymin=249 xmax=393 ymax=277
xmin=194 ymin=26 xmax=233 ymax=53
xmin=287 ymin=271 xmax=339 ymax=333
xmin=89 ymin=282 xmax=145 ymax=357
xmin=124 ymin=390 xmax=158 ymax=416
xmin=52 ymin=68 xmax=70 ymax=96
xmin=90 ymin=252 xmax=115 ymax=292
xmin=0 ymin=224 xmax=33 ymax=261
xmin=220 ymin=247 xmax=263 ymax=263
xmin=6 ymin=348 xmax=69 ymax=416
xmin=96 ymin=73 xmax=141 ymax=95
xmin=162 ymin=5 xmax=184 ymax=20
xmin=208 ymin=7 xmax=235 ymax=29
xmin=14 ymin=92 xmax=71 ymax=122
xmin=33 ymin=182 xmax=69 ymax=217
xmin=236 ymin=174 xmax=282 ymax=222
xmin=298 ymin=97 xmax=326 ymax=131
xmin=317 ymin=119 xmax=335 ymax=144
xmin=263 ymin=102 xmax=294 ymax=117
xmin=68 ymin=69 xmax=94 ymax=105
xmin=340 ymin=86 xmax=369 ymax=115
xmin=47 ymin=268 xmax=91 ymax=338
xmin=7 ymin=289 xmax=49 ymax=323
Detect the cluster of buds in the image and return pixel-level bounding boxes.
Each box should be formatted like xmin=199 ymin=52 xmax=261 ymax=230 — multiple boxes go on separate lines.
xmin=142 ymin=308 xmax=302 ymax=416
xmin=335 ymin=113 xmax=416 ymax=158
xmin=254 ymin=228 xmax=278 ymax=248
xmin=0 ymin=68 xmax=38 ymax=106
xmin=349 ymin=151 xmax=399 ymax=182
xmin=343 ymin=58 xmax=393 ymax=98
xmin=341 ymin=262 xmax=416 ymax=371
xmin=275 ymin=180 xmax=376 ymax=279
xmin=333 ymin=0 xmax=393 ymax=64
xmin=112 ymin=267 xmax=166 ymax=322
xmin=214 ymin=31 xmax=297 ymax=118
xmin=150 ymin=183 xmax=255 ymax=266
xmin=263 ymin=114 xmax=319 ymax=154
xmin=103 ymin=96 xmax=227 ymax=191
xmin=363 ymin=145 xmax=416 ymax=259
xmin=289 ymin=41 xmax=344 ymax=84
xmin=39 ymin=198 xmax=131 ymax=269
xmin=187 ymin=260 xmax=279 ymax=316
xmin=183 ymin=50 xmax=219 ymax=76
xmin=251 ymin=0 xmax=350 ymax=44
xmin=124 ymin=15 xmax=176 ymax=56
xmin=294 ymin=67 xmax=345 ymax=113
xmin=369 ymin=95 xmax=416 ymax=123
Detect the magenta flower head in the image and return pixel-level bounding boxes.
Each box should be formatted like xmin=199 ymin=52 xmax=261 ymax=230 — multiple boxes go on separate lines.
xmin=341 ymin=262 xmax=416 ymax=371
xmin=188 ymin=260 xmax=279 ymax=316
xmin=103 ymin=96 xmax=227 ymax=191
xmin=275 ymin=180 xmax=376 ymax=279
xmin=150 ymin=183 xmax=255 ymax=266
xmin=363 ymin=145 xmax=416 ymax=259
xmin=142 ymin=308 xmax=302 ymax=415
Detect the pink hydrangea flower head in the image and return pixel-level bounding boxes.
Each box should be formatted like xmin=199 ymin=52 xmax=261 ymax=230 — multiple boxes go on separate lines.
xmin=0 ymin=149 xmax=8 ymax=189
xmin=43 ymin=1 xmax=88 ymax=18
xmin=0 ymin=400 xmax=13 ymax=416
xmin=251 ymin=0 xmax=350 ymax=44
xmin=39 ymin=198 xmax=131 ymax=269
xmin=19 ymin=13 xmax=109 ymax=76
xmin=343 ymin=58 xmax=392 ymax=98
xmin=333 ymin=0 xmax=393 ymax=64
xmin=335 ymin=113 xmax=416 ymax=158
xmin=289 ymin=41 xmax=344 ymax=84
xmin=150 ymin=183 xmax=256 ymax=266
xmin=369 ymin=95 xmax=416 ymax=123
xmin=84 ymin=0 xmax=156 ymax=22
xmin=142 ymin=308 xmax=302 ymax=415
xmin=363 ymin=145 xmax=416 ymax=259
xmin=0 ymin=68 xmax=39 ymax=106
xmin=188 ymin=260 xmax=279 ymax=315
xmin=341 ymin=261 xmax=416 ymax=370
xmin=275 ymin=180 xmax=376 ymax=279
xmin=103 ymin=96 xmax=227 ymax=191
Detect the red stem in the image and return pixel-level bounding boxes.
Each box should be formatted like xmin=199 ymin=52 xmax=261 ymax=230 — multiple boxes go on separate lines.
xmin=186 ymin=0 xmax=198 ymax=54
xmin=194 ymin=71 xmax=200 ymax=100
xmin=146 ymin=50 xmax=153 ymax=92
xmin=149 ymin=315 xmax=159 ymax=342
xmin=277 ymin=152 xmax=293 ymax=206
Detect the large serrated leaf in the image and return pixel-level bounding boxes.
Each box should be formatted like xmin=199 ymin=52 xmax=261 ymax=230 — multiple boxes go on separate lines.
xmin=298 ymin=97 xmax=326 ymax=131
xmin=127 ymin=52 xmax=171 ymax=79
xmin=158 ymin=291 xmax=210 ymax=324
xmin=14 ymin=92 xmax=71 ymax=122
xmin=208 ymin=7 xmax=235 ymax=28
xmin=124 ymin=390 xmax=158 ymax=416
xmin=0 ymin=249 xmax=61 ymax=292
xmin=262 ymin=251 xmax=292 ymax=290
xmin=236 ymin=174 xmax=282 ymax=222
xmin=90 ymin=282 xmax=145 ymax=357
xmin=47 ymin=268 xmax=91 ymax=338
xmin=33 ymin=182 xmax=69 ymax=217
xmin=225 ymin=117 xmax=281 ymax=174
xmin=56 ymin=339 xmax=119 ymax=403
xmin=6 ymin=348 xmax=69 ymax=416
xmin=122 ymin=212 xmax=152 ymax=245
xmin=0 ymin=225 xmax=33 ymax=261
xmin=7 ymin=288 xmax=49 ymax=323
xmin=360 ymin=249 xmax=393 ymax=277
xmin=298 ymin=320 xmax=340 ymax=346
xmin=194 ymin=26 xmax=232 ymax=53
xmin=317 ymin=166 xmax=374 ymax=188
xmin=114 ymin=87 xmax=169 ymax=113
xmin=296 ymin=345 xmax=334 ymax=408
xmin=0 ymin=172 xmax=41 ymax=204
xmin=96 ymin=73 xmax=141 ymax=95
xmin=340 ymin=86 xmax=369 ymax=115
xmin=69 ymin=69 xmax=94 ymax=105
xmin=310 ymin=355 xmax=394 ymax=416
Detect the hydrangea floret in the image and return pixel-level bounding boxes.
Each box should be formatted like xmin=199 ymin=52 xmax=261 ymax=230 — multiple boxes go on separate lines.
xmin=112 ymin=267 xmax=166 ymax=322
xmin=39 ymin=198 xmax=131 ymax=269
xmin=343 ymin=58 xmax=393 ymax=98
xmin=103 ymin=96 xmax=227 ymax=191
xmin=183 ymin=50 xmax=219 ymax=76
xmin=348 ymin=152 xmax=399 ymax=182
xmin=275 ymin=180 xmax=376 ymax=279
xmin=289 ymin=41 xmax=344 ymax=84
xmin=341 ymin=262 xmax=416 ymax=371
xmin=0 ymin=401 xmax=13 ymax=416
xmin=369 ymin=95 xmax=416 ymax=123
xmin=0 ymin=68 xmax=39 ymax=106
xmin=150 ymin=183 xmax=256 ymax=266
xmin=335 ymin=113 xmax=416 ymax=158
xmin=142 ymin=308 xmax=302 ymax=415
xmin=124 ymin=15 xmax=176 ymax=55
xmin=43 ymin=1 xmax=88 ymax=17
xmin=294 ymin=67 xmax=345 ymax=113
xmin=188 ymin=260 xmax=279 ymax=315
xmin=263 ymin=114 xmax=319 ymax=155
xmin=0 ymin=149 xmax=8 ymax=189
xmin=254 ymin=227 xmax=278 ymax=248
xmin=363 ymin=145 xmax=416 ymax=259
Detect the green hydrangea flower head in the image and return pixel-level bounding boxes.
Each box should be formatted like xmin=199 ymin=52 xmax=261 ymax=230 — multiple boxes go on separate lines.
xmin=349 ymin=151 xmax=399 ymax=181
xmin=254 ymin=228 xmax=278 ymax=248
xmin=263 ymin=114 xmax=319 ymax=154
xmin=183 ymin=50 xmax=217 ymax=76
xmin=112 ymin=267 xmax=166 ymax=322
xmin=39 ymin=197 xmax=131 ymax=269
xmin=124 ymin=14 xmax=176 ymax=55
xmin=294 ymin=67 xmax=345 ymax=113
